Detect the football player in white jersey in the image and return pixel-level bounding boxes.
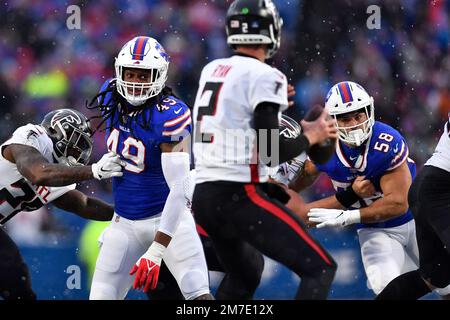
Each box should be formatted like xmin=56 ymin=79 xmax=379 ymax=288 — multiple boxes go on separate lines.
xmin=147 ymin=115 xmax=310 ymax=300
xmin=192 ymin=0 xmax=338 ymax=300
xmin=377 ymin=120 xmax=450 ymax=299
xmin=0 ymin=108 xmax=124 ymax=299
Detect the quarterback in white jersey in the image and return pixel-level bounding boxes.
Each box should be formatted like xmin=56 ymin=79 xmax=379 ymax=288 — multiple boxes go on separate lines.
xmin=194 ymin=53 xmax=288 ymax=184
xmin=192 ymin=0 xmax=337 ymax=300
xmin=0 ymin=108 xmax=124 ymax=300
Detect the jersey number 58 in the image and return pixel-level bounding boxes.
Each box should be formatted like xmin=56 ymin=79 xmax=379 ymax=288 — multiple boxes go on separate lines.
xmin=374 ymin=133 xmax=393 ymax=153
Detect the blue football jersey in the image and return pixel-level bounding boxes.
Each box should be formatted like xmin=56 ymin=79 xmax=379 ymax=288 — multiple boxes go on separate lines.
xmin=315 ymin=121 xmax=416 ymax=229
xmin=99 ymin=79 xmax=192 ymax=220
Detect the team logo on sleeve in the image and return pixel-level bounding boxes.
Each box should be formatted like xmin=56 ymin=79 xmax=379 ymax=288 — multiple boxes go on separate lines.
xmin=26 ymin=130 xmax=39 ymax=140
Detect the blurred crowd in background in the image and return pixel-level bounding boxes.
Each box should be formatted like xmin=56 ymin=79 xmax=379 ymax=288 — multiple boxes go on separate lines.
xmin=0 ymin=0 xmax=449 ymax=298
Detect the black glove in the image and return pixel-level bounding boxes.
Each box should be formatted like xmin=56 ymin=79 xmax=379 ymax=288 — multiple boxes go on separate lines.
xmin=260 ymin=183 xmax=291 ymax=204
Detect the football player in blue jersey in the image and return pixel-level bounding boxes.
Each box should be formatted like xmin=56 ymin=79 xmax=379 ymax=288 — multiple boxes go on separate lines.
xmin=86 ymin=36 xmax=212 ymax=300
xmin=290 ymin=81 xmax=420 ymax=295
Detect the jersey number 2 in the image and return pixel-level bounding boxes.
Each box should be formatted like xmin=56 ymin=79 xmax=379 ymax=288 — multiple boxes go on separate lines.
xmin=107 ymin=129 xmax=145 ymax=173
xmin=195 ymin=82 xmax=223 ymax=143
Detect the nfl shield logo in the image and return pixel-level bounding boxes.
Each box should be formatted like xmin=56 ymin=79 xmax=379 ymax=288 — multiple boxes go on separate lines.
xmin=230 ymin=20 xmax=240 ymax=28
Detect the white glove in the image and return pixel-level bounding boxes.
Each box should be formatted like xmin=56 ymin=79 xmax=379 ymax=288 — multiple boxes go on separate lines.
xmin=307 ymin=208 xmax=361 ymax=228
xmin=91 ymin=152 xmax=125 ymax=180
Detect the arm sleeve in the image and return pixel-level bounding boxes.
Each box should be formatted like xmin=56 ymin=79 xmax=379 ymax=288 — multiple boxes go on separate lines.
xmin=157 ymin=152 xmax=191 ymax=237
xmin=254 ymin=103 xmax=310 ymax=166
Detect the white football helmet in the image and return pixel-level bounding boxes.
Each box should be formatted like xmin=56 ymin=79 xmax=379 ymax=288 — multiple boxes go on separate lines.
xmin=115 ymin=36 xmax=170 ymax=106
xmin=325 ymin=81 xmax=374 ymax=147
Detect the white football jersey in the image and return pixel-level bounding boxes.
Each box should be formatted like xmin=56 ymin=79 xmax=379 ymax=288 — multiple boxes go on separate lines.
xmin=425 ymin=121 xmax=450 ymax=172
xmin=193 ymin=55 xmax=288 ymax=183
xmin=0 ymin=124 xmax=75 ymax=224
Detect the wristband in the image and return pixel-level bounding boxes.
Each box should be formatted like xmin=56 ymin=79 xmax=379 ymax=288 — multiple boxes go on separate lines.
xmin=335 ymin=187 xmax=361 ymax=208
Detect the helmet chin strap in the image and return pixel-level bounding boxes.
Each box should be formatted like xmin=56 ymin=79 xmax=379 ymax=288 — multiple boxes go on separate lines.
xmin=348 ymin=129 xmax=364 ymax=147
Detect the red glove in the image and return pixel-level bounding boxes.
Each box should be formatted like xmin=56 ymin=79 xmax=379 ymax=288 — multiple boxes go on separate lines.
xmin=129 ymin=241 xmax=166 ymax=292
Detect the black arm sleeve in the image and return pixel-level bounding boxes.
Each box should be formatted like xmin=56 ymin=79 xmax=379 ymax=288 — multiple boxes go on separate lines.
xmin=254 ymin=102 xmax=310 ymax=167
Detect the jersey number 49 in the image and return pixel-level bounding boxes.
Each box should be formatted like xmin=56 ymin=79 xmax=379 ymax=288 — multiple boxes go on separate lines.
xmin=107 ymin=129 xmax=145 ymax=173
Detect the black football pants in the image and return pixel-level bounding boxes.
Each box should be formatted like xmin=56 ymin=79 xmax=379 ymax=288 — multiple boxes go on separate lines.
xmin=192 ymin=181 xmax=336 ymax=300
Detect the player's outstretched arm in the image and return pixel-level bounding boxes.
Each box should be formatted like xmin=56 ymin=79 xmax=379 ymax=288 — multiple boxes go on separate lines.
xmin=288 ymin=173 xmax=374 ymax=226
xmin=300 ymin=178 xmax=374 ymax=227
xmin=5 ymin=144 xmax=92 ymax=186
xmin=4 ymin=144 xmax=125 ymax=186
xmin=52 ymin=190 xmax=114 ymax=221
xmin=308 ymin=161 xmax=411 ymax=228
xmin=307 ymin=175 xmax=376 ymax=211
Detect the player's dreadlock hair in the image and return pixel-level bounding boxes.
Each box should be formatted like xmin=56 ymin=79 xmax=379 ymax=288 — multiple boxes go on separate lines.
xmin=86 ymin=79 xmax=178 ymax=135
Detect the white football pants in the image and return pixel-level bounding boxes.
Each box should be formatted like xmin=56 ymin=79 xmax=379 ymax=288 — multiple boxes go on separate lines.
xmin=358 ymin=220 xmax=450 ymax=296
xmin=89 ymin=210 xmax=210 ymax=300
xmin=357 ymin=220 xmax=419 ymax=295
